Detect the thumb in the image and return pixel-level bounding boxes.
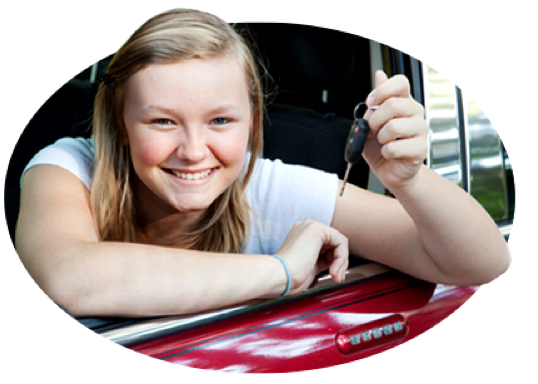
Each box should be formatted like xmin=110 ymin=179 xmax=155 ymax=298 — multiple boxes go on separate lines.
xmin=375 ymin=69 xmax=389 ymax=88
xmin=367 ymin=70 xmax=388 ymax=107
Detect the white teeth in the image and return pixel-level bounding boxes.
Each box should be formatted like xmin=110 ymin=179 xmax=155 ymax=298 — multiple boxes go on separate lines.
xmin=171 ymin=169 xmax=212 ymax=180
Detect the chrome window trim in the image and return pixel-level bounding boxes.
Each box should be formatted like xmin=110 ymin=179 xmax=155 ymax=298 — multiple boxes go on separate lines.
xmin=498 ymin=222 xmax=512 ymax=240
xmin=422 ymin=63 xmax=464 ymax=188
xmin=464 ymin=96 xmax=508 ymax=222
xmin=421 ymin=63 xmax=511 ymax=225
xmin=461 ymin=90 xmax=471 ymax=193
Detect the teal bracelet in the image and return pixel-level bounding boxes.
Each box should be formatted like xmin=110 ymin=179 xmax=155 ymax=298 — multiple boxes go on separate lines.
xmin=271 ymin=254 xmax=291 ymax=298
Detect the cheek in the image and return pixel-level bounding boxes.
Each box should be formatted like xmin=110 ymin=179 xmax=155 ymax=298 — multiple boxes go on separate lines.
xmin=140 ymin=146 xmax=162 ymax=166
xmin=215 ymin=131 xmax=250 ymax=164
xmin=130 ymin=135 xmax=171 ymax=168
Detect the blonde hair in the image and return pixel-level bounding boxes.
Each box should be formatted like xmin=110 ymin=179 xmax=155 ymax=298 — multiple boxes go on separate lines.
xmin=91 ymin=9 xmax=264 ymax=252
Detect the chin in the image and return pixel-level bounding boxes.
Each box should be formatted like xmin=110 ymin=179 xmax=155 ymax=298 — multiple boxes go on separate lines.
xmin=171 ymin=196 xmax=217 ymax=214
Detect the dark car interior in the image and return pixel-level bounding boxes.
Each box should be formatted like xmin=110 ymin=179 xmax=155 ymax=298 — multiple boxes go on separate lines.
xmin=4 ymin=23 xmax=376 ymax=330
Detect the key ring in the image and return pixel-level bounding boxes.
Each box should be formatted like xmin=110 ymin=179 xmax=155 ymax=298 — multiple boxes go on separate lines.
xmin=353 ymin=102 xmax=379 ymax=120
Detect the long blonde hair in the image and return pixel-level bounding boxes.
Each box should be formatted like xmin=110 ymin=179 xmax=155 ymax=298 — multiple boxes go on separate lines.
xmin=91 ymin=9 xmax=264 ymax=252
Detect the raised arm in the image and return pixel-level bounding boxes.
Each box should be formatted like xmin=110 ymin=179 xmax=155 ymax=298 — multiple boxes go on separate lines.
xmin=332 ymin=171 xmax=509 ymax=285
xmin=16 ymin=165 xmax=347 ymax=318
xmin=331 ymin=71 xmax=510 ymax=286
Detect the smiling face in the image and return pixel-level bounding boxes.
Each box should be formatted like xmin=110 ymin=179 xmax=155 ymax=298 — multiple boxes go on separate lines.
xmin=123 ymin=55 xmax=253 ymax=226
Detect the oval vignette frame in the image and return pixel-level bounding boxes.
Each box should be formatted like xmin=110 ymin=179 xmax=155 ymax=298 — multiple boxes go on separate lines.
xmin=2 ymin=0 xmax=524 ymax=380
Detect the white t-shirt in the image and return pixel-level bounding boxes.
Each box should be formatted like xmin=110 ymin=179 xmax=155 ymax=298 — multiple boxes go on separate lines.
xmin=23 ymin=137 xmax=339 ymax=255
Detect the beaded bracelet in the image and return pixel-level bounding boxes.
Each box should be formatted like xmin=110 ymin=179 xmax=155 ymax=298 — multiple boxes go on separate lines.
xmin=270 ymin=254 xmax=291 ymax=298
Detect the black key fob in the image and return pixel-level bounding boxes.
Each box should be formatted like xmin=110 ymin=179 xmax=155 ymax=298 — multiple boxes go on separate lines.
xmin=345 ymin=118 xmax=370 ymax=164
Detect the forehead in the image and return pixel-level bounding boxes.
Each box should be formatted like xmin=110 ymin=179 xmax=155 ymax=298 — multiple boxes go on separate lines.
xmin=124 ymin=55 xmax=250 ymax=107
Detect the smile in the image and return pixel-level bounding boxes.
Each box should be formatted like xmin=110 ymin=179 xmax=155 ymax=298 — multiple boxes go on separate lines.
xmin=167 ymin=168 xmax=213 ymax=180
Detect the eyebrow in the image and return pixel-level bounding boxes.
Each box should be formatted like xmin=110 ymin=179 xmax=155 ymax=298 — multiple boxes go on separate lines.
xmin=140 ymin=104 xmax=241 ymax=116
xmin=140 ymin=105 xmax=176 ymax=115
xmin=207 ymin=104 xmax=241 ymax=115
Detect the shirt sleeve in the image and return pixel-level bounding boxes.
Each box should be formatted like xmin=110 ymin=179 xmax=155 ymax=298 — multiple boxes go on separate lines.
xmin=245 ymin=157 xmax=339 ymax=255
xmin=21 ymin=137 xmax=95 ymax=190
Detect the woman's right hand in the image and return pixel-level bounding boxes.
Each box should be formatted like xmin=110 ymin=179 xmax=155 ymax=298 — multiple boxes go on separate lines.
xmin=276 ymin=220 xmax=349 ymax=295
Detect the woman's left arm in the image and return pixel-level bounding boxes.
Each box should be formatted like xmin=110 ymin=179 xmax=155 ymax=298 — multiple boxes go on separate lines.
xmin=331 ymin=71 xmax=510 ymax=285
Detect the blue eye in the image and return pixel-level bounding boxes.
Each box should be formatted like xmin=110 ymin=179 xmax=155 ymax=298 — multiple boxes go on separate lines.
xmin=212 ymin=118 xmax=229 ymax=125
xmin=154 ymin=118 xmax=172 ymax=125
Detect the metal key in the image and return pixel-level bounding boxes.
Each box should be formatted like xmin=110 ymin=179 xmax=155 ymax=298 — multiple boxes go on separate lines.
xmin=340 ymin=162 xmax=353 ymax=196
xmin=339 ymin=104 xmax=378 ymax=196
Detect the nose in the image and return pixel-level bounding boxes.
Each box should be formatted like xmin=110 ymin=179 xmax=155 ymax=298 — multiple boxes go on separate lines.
xmin=176 ymin=127 xmax=209 ymax=164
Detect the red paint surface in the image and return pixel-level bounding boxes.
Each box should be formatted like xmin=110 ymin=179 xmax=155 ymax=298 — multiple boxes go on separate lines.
xmin=128 ymin=271 xmax=476 ymax=372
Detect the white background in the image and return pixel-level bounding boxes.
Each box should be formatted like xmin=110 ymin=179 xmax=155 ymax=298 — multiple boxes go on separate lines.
xmin=1 ymin=0 xmax=536 ymax=382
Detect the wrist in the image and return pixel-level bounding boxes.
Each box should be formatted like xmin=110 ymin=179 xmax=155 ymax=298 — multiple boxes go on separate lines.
xmin=387 ymin=164 xmax=427 ymax=199
xmin=270 ymin=255 xmax=291 ymax=298
xmin=258 ymin=254 xmax=292 ymax=299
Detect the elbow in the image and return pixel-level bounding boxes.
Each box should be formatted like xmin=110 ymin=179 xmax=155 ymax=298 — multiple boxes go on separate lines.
xmin=17 ymin=253 xmax=86 ymax=316
xmin=461 ymin=242 xmax=512 ymax=286
xmin=39 ymin=264 xmax=102 ymax=318
xmin=45 ymin=279 xmax=106 ymax=318
xmin=40 ymin=272 xmax=83 ymax=317
xmin=468 ymin=225 xmax=513 ymax=285
xmin=17 ymin=239 xmax=113 ymax=317
xmin=483 ymin=243 xmax=511 ymax=284
xmin=434 ymin=241 xmax=512 ymax=286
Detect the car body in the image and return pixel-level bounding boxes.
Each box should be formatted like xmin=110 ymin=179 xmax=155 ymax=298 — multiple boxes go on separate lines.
xmin=4 ymin=22 xmax=513 ymax=373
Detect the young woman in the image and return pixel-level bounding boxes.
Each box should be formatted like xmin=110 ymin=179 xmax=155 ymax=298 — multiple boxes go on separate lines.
xmin=15 ymin=9 xmax=510 ymax=318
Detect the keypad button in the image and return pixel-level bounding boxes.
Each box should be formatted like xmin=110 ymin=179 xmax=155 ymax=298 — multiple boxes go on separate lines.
xmin=349 ymin=335 xmax=361 ymax=345
xmin=373 ymin=328 xmax=383 ymax=339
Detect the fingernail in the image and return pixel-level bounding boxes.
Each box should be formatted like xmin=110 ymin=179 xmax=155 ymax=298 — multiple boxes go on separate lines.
xmin=366 ymin=91 xmax=375 ymax=106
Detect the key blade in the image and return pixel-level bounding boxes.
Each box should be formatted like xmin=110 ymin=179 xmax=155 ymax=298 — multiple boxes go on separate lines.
xmin=339 ymin=162 xmax=352 ymax=197
xmin=339 ymin=180 xmax=346 ymax=197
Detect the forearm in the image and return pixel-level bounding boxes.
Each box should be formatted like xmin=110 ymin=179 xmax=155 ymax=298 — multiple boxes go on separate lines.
xmin=38 ymin=241 xmax=286 ymax=318
xmin=391 ymin=165 xmax=510 ymax=284
xmin=17 ymin=167 xmax=288 ymax=318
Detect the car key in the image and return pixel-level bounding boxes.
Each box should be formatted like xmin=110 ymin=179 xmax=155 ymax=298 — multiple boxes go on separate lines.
xmin=339 ymin=103 xmax=378 ymax=196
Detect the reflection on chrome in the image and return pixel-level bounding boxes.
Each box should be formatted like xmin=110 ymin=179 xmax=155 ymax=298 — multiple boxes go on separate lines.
xmin=466 ymin=100 xmax=508 ymax=222
xmin=423 ymin=65 xmax=464 ymax=188
xmin=422 ymin=64 xmax=512 ymax=228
